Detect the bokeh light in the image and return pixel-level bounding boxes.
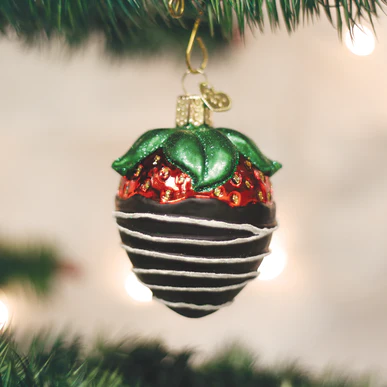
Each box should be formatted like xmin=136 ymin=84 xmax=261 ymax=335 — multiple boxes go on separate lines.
xmin=345 ymin=25 xmax=375 ymax=56
xmin=258 ymin=234 xmax=287 ymax=281
xmin=125 ymin=272 xmax=153 ymax=302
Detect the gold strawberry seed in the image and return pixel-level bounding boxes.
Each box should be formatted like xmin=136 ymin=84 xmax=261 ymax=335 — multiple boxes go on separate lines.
xmin=153 ymin=155 xmax=161 ymax=165
xmin=231 ymin=193 xmax=240 ymax=205
xmin=244 ymin=160 xmax=252 ymax=170
xmin=134 ymin=165 xmax=143 ymax=177
xmin=232 ymin=173 xmax=241 ymax=185
xmin=213 ymin=187 xmax=222 ymax=197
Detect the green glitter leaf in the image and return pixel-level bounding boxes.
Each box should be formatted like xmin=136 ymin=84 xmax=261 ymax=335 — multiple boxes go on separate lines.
xmin=193 ymin=128 xmax=238 ymax=191
xmin=112 ymin=125 xmax=281 ymax=191
xmin=112 ymin=129 xmax=173 ymax=176
xmin=162 ymin=127 xmax=238 ymax=192
xmin=163 ymin=130 xmax=205 ymax=189
xmin=218 ymin=128 xmax=282 ymax=176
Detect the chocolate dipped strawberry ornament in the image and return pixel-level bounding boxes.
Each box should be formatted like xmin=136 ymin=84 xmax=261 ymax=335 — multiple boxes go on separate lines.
xmin=112 ymin=80 xmax=281 ymax=318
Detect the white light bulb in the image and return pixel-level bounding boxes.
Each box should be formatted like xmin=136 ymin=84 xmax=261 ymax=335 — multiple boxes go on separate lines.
xmin=125 ymin=272 xmax=153 ymax=302
xmin=258 ymin=235 xmax=287 ymax=281
xmin=0 ymin=300 xmax=9 ymax=330
xmin=345 ymin=25 xmax=375 ymax=56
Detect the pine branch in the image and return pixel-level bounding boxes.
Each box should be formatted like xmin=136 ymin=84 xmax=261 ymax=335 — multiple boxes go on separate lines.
xmin=0 ymin=0 xmax=384 ymax=55
xmin=0 ymin=0 xmax=228 ymax=55
xmin=0 ymin=243 xmax=59 ymax=293
xmin=0 ymin=333 xmax=375 ymax=386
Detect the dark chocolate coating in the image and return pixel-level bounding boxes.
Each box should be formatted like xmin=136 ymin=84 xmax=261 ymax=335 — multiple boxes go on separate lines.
xmin=117 ymin=195 xmax=277 ymax=228
xmin=116 ymin=195 xmax=276 ymax=318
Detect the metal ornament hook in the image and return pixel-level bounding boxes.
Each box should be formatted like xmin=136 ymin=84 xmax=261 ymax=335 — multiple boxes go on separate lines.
xmin=186 ymin=17 xmax=208 ymax=74
xmin=168 ymin=0 xmax=185 ymax=18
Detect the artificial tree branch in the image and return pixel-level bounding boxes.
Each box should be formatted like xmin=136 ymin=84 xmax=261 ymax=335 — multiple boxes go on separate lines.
xmin=0 ymin=334 xmax=374 ymax=386
xmin=0 ymin=0 xmax=384 ymax=55
xmin=0 ymin=243 xmax=79 ymax=293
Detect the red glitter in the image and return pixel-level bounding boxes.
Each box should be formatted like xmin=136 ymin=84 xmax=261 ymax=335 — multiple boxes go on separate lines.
xmin=118 ymin=150 xmax=274 ymax=207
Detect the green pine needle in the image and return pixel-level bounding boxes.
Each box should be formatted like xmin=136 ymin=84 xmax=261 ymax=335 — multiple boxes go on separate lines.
xmin=0 ymin=243 xmax=59 ymax=294
xmin=0 ymin=333 xmax=375 ymax=386
xmin=0 ymin=0 xmax=384 ymax=55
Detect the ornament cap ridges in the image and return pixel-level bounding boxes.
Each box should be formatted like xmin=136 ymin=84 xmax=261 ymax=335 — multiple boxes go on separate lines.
xmin=176 ymin=95 xmax=213 ymax=128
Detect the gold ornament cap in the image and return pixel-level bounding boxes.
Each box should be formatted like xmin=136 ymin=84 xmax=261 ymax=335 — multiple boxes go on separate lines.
xmin=176 ymin=95 xmax=213 ymax=128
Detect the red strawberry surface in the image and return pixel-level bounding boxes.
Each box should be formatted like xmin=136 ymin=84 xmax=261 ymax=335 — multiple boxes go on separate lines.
xmin=118 ymin=150 xmax=274 ymax=207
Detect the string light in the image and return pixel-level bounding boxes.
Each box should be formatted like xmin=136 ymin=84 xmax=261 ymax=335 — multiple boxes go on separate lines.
xmin=258 ymin=234 xmax=287 ymax=281
xmin=0 ymin=300 xmax=9 ymax=330
xmin=125 ymin=272 xmax=153 ymax=302
xmin=345 ymin=25 xmax=375 ymax=56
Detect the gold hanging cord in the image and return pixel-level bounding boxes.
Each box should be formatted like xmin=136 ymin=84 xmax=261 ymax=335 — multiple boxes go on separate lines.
xmin=168 ymin=0 xmax=208 ymax=74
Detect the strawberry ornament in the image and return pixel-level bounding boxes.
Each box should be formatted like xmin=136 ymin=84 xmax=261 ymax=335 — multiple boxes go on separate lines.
xmin=112 ymin=85 xmax=281 ymax=318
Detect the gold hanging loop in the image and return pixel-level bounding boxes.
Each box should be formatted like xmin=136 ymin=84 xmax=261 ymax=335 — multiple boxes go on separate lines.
xmin=186 ymin=17 xmax=208 ymax=74
xmin=168 ymin=0 xmax=185 ymax=19
xmin=181 ymin=69 xmax=208 ymax=95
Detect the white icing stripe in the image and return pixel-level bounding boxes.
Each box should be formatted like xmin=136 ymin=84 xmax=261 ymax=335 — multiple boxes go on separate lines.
xmin=140 ymin=280 xmax=252 ymax=292
xmin=121 ymin=244 xmax=270 ymax=264
xmin=117 ymin=224 xmax=276 ymax=246
xmin=133 ymin=268 xmax=258 ymax=279
xmin=113 ymin=211 xmax=265 ymax=235
xmin=154 ymin=297 xmax=233 ymax=311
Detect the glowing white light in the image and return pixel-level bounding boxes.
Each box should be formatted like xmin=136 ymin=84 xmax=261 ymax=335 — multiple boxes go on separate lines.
xmin=258 ymin=235 xmax=287 ymax=281
xmin=125 ymin=272 xmax=153 ymax=302
xmin=0 ymin=300 xmax=9 ymax=330
xmin=345 ymin=26 xmax=375 ymax=56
